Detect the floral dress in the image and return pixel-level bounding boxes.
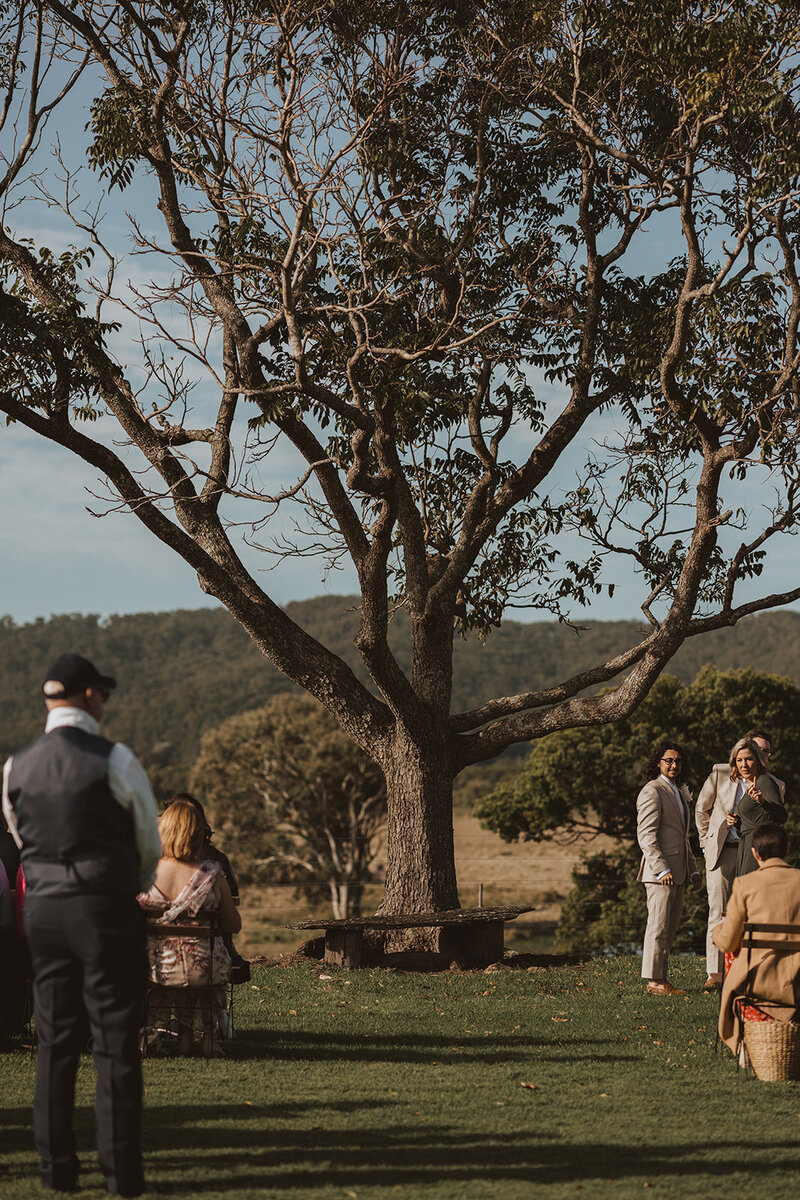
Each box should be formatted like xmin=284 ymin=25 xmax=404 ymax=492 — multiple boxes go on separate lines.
xmin=138 ymin=861 xmax=231 ymax=1039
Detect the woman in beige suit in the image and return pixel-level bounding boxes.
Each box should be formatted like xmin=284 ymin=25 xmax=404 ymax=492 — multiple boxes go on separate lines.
xmin=696 ymin=733 xmax=786 ymax=987
xmin=636 ymin=741 xmax=702 ymax=996
xmin=713 ymin=822 xmax=800 ymax=1055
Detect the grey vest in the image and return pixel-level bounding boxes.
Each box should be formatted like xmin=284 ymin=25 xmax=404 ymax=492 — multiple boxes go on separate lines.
xmin=7 ymin=725 xmax=139 ymax=896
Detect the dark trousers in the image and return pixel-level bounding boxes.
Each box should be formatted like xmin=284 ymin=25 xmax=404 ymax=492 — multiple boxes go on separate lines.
xmin=25 ymin=893 xmax=146 ymax=1193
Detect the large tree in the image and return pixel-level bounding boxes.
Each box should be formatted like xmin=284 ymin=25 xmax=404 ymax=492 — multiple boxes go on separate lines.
xmin=3 ymin=1 xmax=800 ymax=924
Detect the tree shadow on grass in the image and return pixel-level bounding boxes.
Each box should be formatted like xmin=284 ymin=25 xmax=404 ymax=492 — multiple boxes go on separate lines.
xmin=0 ymin=1105 xmax=34 ymax=1157
xmin=136 ymin=1115 xmax=800 ymax=1194
xmin=7 ymin=1104 xmax=800 ymax=1194
xmin=230 ymin=1028 xmax=637 ymax=1066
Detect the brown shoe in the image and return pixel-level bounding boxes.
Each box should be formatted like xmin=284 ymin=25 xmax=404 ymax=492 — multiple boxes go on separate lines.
xmin=646 ymin=981 xmax=687 ymax=996
xmin=703 ymin=975 xmax=722 ymax=989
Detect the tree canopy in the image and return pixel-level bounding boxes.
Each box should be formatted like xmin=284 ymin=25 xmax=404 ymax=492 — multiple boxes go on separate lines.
xmin=190 ymin=694 xmax=387 ymax=917
xmin=3 ymin=1 xmax=800 ymax=915
xmin=475 ymin=665 xmax=800 ymax=842
xmin=473 ymin=665 xmax=800 ymax=950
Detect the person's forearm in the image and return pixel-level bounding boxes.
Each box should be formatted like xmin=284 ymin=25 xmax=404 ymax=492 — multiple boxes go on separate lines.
xmin=1 ymin=759 xmax=22 ymax=849
xmin=712 ymin=919 xmax=742 ymax=953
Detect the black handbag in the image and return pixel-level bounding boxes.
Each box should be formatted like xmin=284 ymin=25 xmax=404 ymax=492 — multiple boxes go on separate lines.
xmin=229 ymin=959 xmax=251 ymax=985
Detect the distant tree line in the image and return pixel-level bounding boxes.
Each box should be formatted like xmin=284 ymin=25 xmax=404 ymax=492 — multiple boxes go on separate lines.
xmin=5 ymin=601 xmax=800 ymax=797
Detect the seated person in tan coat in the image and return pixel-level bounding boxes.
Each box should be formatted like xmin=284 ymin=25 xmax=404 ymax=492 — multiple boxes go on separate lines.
xmin=713 ymin=822 xmax=800 ymax=1055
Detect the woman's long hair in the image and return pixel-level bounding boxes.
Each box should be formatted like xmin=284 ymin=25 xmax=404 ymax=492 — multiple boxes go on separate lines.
xmin=158 ymin=799 xmax=205 ymax=862
xmin=164 ymin=791 xmax=213 ymax=845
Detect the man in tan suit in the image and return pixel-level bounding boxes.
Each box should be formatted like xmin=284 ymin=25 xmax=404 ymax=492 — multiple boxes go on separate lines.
xmin=713 ymin=822 xmax=800 ymax=1055
xmin=696 ymin=729 xmax=786 ymax=987
xmin=637 ymin=741 xmax=702 ymax=996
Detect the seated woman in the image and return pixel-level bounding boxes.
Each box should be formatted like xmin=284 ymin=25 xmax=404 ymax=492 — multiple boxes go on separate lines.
xmin=162 ymin=792 xmax=249 ymax=986
xmin=713 ymin=822 xmax=800 ymax=1064
xmin=138 ymin=798 xmax=241 ymax=1057
xmin=724 ymin=737 xmax=787 ymax=877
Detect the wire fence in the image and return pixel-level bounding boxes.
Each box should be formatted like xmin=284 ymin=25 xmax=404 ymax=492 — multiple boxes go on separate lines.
xmin=233 ymin=851 xmax=581 ymax=955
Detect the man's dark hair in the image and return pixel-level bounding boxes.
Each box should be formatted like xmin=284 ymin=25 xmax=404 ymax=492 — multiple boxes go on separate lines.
xmin=751 ymin=822 xmax=788 ymax=861
xmin=646 ymin=740 xmax=685 ymax=782
xmin=746 ymin=729 xmax=770 ymax=745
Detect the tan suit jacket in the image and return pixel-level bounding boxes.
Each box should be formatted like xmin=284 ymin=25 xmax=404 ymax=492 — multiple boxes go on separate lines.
xmin=695 ymin=764 xmax=740 ymax=871
xmin=696 ymin=765 xmax=786 ymax=871
xmin=713 ymin=859 xmax=800 ymax=1052
xmin=636 ymin=777 xmax=698 ymax=885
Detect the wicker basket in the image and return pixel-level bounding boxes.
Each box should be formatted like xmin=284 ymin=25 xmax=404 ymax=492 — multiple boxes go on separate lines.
xmin=743 ymin=1018 xmax=800 ymax=1081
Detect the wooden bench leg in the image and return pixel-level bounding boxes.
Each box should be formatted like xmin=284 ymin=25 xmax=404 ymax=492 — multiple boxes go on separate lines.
xmin=325 ymin=928 xmax=364 ymax=968
xmin=441 ymin=920 xmax=504 ymax=966
xmin=470 ymin=919 xmax=504 ymax=965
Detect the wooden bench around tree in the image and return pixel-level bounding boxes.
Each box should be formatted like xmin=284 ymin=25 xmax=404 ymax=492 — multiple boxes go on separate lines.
xmin=287 ymin=905 xmax=535 ymax=968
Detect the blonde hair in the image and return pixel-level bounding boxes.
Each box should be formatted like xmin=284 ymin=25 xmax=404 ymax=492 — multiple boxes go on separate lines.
xmin=729 ymin=737 xmax=768 ymax=782
xmin=158 ymin=799 xmax=205 ymax=862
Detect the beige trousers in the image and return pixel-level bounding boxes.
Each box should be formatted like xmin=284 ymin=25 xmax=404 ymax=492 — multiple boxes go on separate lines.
xmin=642 ymin=881 xmax=685 ymax=981
xmin=704 ymin=842 xmax=738 ymax=975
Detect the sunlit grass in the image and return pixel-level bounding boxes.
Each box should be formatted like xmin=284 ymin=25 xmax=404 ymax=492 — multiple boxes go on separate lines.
xmin=2 ymin=956 xmax=799 ymax=1199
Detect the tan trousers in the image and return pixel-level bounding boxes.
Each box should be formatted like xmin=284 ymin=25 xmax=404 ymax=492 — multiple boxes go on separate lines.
xmin=642 ymin=881 xmax=685 ymax=981
xmin=704 ymin=842 xmax=738 ymax=975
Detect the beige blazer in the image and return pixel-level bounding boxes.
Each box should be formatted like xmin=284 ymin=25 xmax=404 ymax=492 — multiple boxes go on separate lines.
xmin=636 ymin=777 xmax=699 ymax=885
xmin=712 ymin=859 xmax=800 ymax=1051
xmin=695 ymin=763 xmax=739 ymax=870
xmin=696 ymin=765 xmax=786 ymax=871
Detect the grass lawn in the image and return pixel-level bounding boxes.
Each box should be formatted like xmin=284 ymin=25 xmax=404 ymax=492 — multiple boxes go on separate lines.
xmin=2 ymin=955 xmax=800 ymax=1200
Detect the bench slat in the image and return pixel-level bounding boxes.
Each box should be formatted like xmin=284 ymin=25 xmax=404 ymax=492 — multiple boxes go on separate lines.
xmin=744 ymin=923 xmax=800 ymax=935
xmin=287 ymin=904 xmax=534 ymax=931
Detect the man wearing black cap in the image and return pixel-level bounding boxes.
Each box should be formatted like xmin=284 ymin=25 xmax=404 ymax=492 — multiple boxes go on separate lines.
xmin=2 ymin=654 xmax=160 ymax=1196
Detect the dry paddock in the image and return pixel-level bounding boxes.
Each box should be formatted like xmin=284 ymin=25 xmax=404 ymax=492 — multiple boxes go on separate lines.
xmin=235 ymin=814 xmax=615 ymax=959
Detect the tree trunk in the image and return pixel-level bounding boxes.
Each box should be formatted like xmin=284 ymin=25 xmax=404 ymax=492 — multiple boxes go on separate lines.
xmin=377 ymin=726 xmax=459 ymax=929
xmin=329 ymin=880 xmax=364 ymax=919
xmin=329 ymin=883 xmax=345 ymax=921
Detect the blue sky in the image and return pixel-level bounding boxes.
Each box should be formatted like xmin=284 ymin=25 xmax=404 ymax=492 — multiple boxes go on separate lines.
xmin=2 ymin=44 xmax=799 ymax=630
xmin=0 ymin=423 xmax=356 ymax=623
xmin=4 ymin=404 xmax=799 ymax=627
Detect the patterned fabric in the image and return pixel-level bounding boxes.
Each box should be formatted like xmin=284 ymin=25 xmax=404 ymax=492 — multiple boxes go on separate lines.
xmin=138 ymin=861 xmax=231 ymax=1037
xmin=724 ymin=950 xmax=773 ymax=1023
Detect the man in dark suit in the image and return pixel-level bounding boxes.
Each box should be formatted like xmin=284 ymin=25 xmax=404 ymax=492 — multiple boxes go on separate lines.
xmin=2 ymin=654 xmax=160 ymax=1196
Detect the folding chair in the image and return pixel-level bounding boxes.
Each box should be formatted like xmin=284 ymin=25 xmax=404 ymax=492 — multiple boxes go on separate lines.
xmin=719 ymin=922 xmax=800 ymax=1074
xmin=142 ymin=911 xmax=233 ymax=1058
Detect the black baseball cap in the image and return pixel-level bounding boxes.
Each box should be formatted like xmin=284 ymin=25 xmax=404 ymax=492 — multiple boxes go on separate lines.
xmin=42 ymin=654 xmax=117 ymax=700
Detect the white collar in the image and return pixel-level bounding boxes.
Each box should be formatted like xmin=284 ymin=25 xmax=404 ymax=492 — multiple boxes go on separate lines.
xmin=45 ymin=706 xmax=101 ymax=737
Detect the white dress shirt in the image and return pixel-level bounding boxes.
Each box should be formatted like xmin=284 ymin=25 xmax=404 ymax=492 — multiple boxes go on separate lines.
xmin=2 ymin=706 xmax=161 ymax=890
xmin=662 ymin=775 xmax=685 ymax=815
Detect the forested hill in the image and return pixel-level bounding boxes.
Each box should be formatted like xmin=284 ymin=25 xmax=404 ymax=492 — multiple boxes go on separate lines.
xmin=3 ymin=598 xmax=800 ymax=794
